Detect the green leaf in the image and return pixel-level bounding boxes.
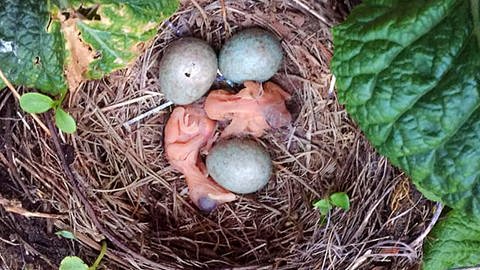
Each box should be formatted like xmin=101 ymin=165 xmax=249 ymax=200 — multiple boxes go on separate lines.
xmin=331 ymin=0 xmax=480 ymax=215
xmin=55 ymin=230 xmax=76 ymax=240
xmin=59 ymin=256 xmax=88 ymax=270
xmin=313 ymin=199 xmax=332 ymax=216
xmin=329 ymin=192 xmax=350 ymax=211
xmin=20 ymin=93 xmax=54 ymax=113
xmin=0 ymin=0 xmax=67 ymax=95
xmin=423 ymin=210 xmax=480 ymax=270
xmin=68 ymin=0 xmax=179 ymax=79
xmin=0 ymin=0 xmax=178 ymax=93
xmin=55 ymin=108 xmax=77 ymax=133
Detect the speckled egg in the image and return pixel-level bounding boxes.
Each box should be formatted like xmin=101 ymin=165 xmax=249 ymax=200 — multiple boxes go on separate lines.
xmin=206 ymin=138 xmax=272 ymax=194
xmin=158 ymin=37 xmax=218 ymax=105
xmin=219 ymin=27 xmax=283 ymax=83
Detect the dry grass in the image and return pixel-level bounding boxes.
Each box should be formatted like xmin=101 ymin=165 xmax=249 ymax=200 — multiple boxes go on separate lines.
xmin=3 ymin=0 xmax=435 ymax=269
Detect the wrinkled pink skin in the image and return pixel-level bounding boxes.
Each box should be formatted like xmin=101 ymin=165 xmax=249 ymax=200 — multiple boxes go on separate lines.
xmin=205 ymin=81 xmax=292 ymax=138
xmin=164 ymin=105 xmax=236 ymax=212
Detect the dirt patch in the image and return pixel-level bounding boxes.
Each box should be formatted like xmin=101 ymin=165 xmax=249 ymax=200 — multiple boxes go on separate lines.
xmin=0 ymin=195 xmax=71 ymax=269
xmin=0 ymin=94 xmax=94 ymax=269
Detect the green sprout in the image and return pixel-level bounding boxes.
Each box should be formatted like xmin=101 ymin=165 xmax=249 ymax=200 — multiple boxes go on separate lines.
xmin=313 ymin=192 xmax=350 ymax=216
xmin=56 ymin=230 xmax=107 ymax=270
xmin=20 ymin=92 xmax=76 ymax=133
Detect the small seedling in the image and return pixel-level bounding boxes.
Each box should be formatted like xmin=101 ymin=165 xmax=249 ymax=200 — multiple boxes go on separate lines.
xmin=20 ymin=92 xmax=76 ymax=133
xmin=55 ymin=230 xmax=76 ymax=240
xmin=329 ymin=192 xmax=350 ymax=211
xmin=313 ymin=192 xmax=350 ymax=216
xmin=57 ymin=230 xmax=107 ymax=270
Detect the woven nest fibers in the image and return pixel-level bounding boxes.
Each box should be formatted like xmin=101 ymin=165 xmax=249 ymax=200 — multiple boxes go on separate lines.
xmin=0 ymin=0 xmax=436 ymax=269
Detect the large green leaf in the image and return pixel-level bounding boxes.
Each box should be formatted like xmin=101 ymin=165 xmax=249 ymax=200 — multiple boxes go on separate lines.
xmin=68 ymin=0 xmax=179 ymax=79
xmin=0 ymin=0 xmax=67 ymax=95
xmin=0 ymin=0 xmax=178 ymax=94
xmin=331 ymin=0 xmax=480 ymax=215
xmin=423 ymin=210 xmax=480 ymax=270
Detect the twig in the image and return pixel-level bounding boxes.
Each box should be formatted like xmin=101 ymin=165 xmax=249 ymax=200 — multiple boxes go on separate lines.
xmin=0 ymin=197 xmax=66 ymax=219
xmin=328 ymin=75 xmax=336 ymax=96
xmin=373 ymin=240 xmax=416 ymax=259
xmin=0 ymin=69 xmax=51 ymax=136
xmin=16 ymin=111 xmax=31 ymax=131
xmin=409 ymin=202 xmax=444 ymax=248
xmin=46 ymin=116 xmax=175 ymax=270
xmin=0 ymin=235 xmax=19 ymax=246
xmin=291 ymin=0 xmax=332 ymax=27
xmin=190 ymin=0 xmax=209 ymax=24
xmin=100 ymin=95 xmax=157 ymax=112
xmin=352 ymin=184 xmax=396 ymax=240
xmin=0 ymin=70 xmax=20 ymax=100
xmin=219 ymin=0 xmax=231 ymax=36
xmin=286 ymin=74 xmax=325 ymax=89
xmin=347 ymin=250 xmax=372 ymax=270
xmin=123 ymin=100 xmax=173 ymax=129
xmin=0 ymin=252 xmax=11 ymax=270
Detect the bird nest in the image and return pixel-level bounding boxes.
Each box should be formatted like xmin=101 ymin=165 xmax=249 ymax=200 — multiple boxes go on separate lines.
xmin=7 ymin=0 xmax=435 ymax=269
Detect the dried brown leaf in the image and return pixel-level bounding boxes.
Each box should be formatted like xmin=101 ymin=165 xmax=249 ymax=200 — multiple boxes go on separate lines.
xmin=60 ymin=16 xmax=95 ymax=93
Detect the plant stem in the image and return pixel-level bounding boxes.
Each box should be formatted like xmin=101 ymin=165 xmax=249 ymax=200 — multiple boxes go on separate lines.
xmin=0 ymin=69 xmax=51 ymax=136
xmin=89 ymin=241 xmax=107 ymax=270
xmin=409 ymin=202 xmax=443 ymax=248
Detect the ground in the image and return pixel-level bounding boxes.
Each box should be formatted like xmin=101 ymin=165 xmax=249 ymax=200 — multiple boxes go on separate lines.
xmin=0 ymin=93 xmax=95 ymax=269
xmin=0 ymin=166 xmax=72 ymax=269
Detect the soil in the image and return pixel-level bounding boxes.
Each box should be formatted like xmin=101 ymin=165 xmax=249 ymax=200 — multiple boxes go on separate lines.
xmin=0 ymin=168 xmax=71 ymax=269
xmin=0 ymin=95 xmax=93 ymax=269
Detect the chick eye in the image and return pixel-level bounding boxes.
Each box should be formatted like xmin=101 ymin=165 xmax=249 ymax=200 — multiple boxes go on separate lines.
xmin=198 ymin=196 xmax=216 ymax=213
